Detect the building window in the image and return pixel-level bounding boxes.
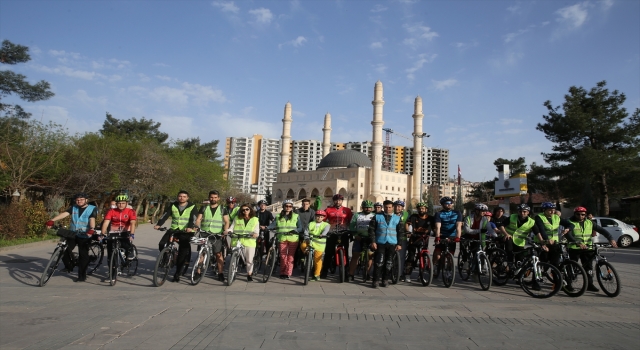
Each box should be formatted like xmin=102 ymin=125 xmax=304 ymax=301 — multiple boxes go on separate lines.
xmin=360 ymin=183 xmax=363 ymax=188
xmin=386 ymin=186 xmax=388 ymax=190
xmin=360 ymin=194 xmax=363 ymax=199
xmin=351 ymin=183 xmax=354 ymax=188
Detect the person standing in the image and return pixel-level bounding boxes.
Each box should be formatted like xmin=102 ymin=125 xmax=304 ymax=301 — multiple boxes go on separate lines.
xmin=368 ymin=200 xmax=405 ymax=288
xmin=194 ymin=190 xmax=230 ymax=282
xmin=393 ymin=200 xmax=409 ymax=279
xmin=321 ymin=194 xmax=353 ymax=279
xmin=228 ymin=203 xmax=260 ymax=282
xmin=154 ymin=190 xmax=198 ymax=283
xmin=267 ymin=199 xmax=302 ymax=279
xmin=348 ymin=200 xmax=375 ymax=281
xmin=300 ymin=210 xmax=330 ymax=281
xmin=433 ymin=197 xmax=463 ymax=270
xmin=294 ymin=198 xmax=316 ymax=268
xmin=101 ymin=194 xmax=137 ymax=283
xmin=46 ymin=193 xmax=98 ymax=282
xmin=534 ymin=202 xmax=574 ymax=267
xmin=403 ymin=202 xmax=434 ymax=282
xmin=256 ymin=199 xmax=275 ymax=253
xmin=226 ymin=197 xmax=239 ymax=222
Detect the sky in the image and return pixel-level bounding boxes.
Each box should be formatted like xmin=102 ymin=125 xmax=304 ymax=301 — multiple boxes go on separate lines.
xmin=1 ymin=0 xmax=638 ymax=182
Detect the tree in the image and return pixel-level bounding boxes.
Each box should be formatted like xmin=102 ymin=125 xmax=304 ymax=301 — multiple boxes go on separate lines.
xmin=493 ymin=157 xmax=527 ymax=176
xmin=537 ymin=81 xmax=640 ymax=215
xmin=455 ymin=185 xmax=464 ymax=214
xmin=0 ymin=40 xmax=54 ymax=119
xmin=100 ymin=113 xmax=169 ymax=143
xmin=426 ymin=190 xmax=434 ymax=215
xmin=175 ymin=137 xmax=221 ymax=162
xmin=264 ymin=189 xmax=273 ymax=205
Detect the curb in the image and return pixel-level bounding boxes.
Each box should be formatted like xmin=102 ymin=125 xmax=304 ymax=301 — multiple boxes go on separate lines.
xmin=0 ymin=238 xmax=59 ymax=253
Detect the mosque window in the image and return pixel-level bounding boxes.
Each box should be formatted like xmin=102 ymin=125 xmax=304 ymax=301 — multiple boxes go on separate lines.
xmin=360 ymin=183 xmax=363 ymax=188
xmin=351 ymin=183 xmax=354 ymax=188
xmin=360 ymin=194 xmax=363 ymax=199
xmin=386 ymin=186 xmax=388 ymax=190
xmin=392 ymin=187 xmax=394 ymax=191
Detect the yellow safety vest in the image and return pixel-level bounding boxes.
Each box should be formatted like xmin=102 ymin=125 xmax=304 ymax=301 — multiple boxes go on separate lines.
xmin=569 ymin=219 xmax=593 ymax=250
xmin=536 ymin=214 xmax=560 ymax=242
xmin=201 ymin=206 xmax=224 ymax=234
xmin=308 ymin=221 xmax=329 ymax=251
xmin=504 ymin=214 xmax=536 ymax=247
xmin=276 ymin=213 xmax=300 ymax=242
xmin=170 ymin=204 xmax=195 ymax=230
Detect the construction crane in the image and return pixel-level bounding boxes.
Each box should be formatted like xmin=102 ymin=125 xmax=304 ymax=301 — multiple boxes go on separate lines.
xmin=382 ymin=128 xmax=430 ymax=172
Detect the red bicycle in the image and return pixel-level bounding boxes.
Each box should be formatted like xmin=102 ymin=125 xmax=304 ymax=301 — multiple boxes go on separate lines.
xmin=327 ymin=228 xmax=350 ymax=283
xmin=416 ymin=234 xmax=434 ymax=286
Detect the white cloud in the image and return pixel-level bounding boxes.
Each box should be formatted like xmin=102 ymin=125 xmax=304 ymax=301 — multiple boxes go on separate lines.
xmin=182 ymin=82 xmax=227 ymax=104
xmin=212 ymin=1 xmax=239 ymax=13
xmin=556 ymin=2 xmax=589 ymax=29
xmin=33 ymin=64 xmax=97 ymax=80
xmin=153 ymin=63 xmax=170 ymax=67
xmin=49 ymin=50 xmax=81 ymax=60
xmin=149 ymin=86 xmax=189 ymax=105
xmin=249 ymin=8 xmax=273 ymax=24
xmin=138 ymin=73 xmax=150 ymax=82
xmin=507 ymin=4 xmax=521 ymax=15
xmin=404 ymin=23 xmax=439 ymax=41
xmin=432 ymin=79 xmax=458 ymax=90
xmin=504 ymin=27 xmax=532 ymax=43
xmin=148 ymin=83 xmax=227 ymax=106
xmin=74 ymin=89 xmax=107 ymax=105
xmin=451 ymin=41 xmax=479 ymax=51
xmin=156 ymin=75 xmax=172 ymax=81
xmin=490 ymin=50 xmax=524 ymax=68
xmin=108 ymin=58 xmax=131 ymax=69
xmin=373 ymin=63 xmax=387 ymax=74
xmin=370 ymin=42 xmax=383 ymax=49
xmin=405 ymin=53 xmax=437 ymax=80
xmin=371 ymin=4 xmax=387 ymax=12
xmin=279 ymin=36 xmax=307 ymax=49
xmin=600 ymin=0 xmax=613 ymax=11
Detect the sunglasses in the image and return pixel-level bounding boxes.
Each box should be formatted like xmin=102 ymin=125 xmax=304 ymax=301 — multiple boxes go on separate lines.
xmin=284 ymin=205 xmax=293 ymax=208
xmin=444 ymin=202 xmax=453 ymax=205
xmin=241 ymin=208 xmax=251 ymax=212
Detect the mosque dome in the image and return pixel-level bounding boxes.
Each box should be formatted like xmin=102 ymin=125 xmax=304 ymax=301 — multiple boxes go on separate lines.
xmin=317 ymin=150 xmax=372 ymax=169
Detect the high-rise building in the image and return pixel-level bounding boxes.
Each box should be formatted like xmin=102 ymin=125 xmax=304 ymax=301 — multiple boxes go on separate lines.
xmin=225 ymin=135 xmax=281 ymax=199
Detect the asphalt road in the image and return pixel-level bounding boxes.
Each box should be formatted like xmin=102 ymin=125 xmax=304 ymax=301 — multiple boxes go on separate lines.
xmin=1 ymin=223 xmax=638 ymax=350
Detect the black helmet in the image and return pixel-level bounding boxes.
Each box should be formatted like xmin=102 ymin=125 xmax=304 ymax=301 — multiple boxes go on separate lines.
xmin=440 ymin=196 xmax=453 ymax=205
xmin=517 ymin=204 xmax=531 ymax=212
xmin=257 ymin=200 xmax=267 ymax=205
xmin=332 ymin=194 xmax=344 ymax=201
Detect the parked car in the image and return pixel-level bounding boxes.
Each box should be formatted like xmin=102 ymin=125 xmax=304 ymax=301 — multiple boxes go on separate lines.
xmin=591 ymin=217 xmax=639 ymax=248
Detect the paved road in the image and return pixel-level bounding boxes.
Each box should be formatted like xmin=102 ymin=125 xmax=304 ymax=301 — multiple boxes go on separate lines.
xmin=1 ymin=223 xmax=639 ymax=350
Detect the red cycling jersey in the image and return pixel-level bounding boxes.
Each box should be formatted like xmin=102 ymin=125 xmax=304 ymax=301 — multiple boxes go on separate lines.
xmin=325 ymin=206 xmax=353 ymax=229
xmin=104 ymin=208 xmax=137 ymax=233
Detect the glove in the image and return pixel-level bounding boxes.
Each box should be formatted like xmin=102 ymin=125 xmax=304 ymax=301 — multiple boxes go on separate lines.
xmin=46 ymin=220 xmax=54 ymax=228
xmin=87 ymin=229 xmax=96 ymax=236
xmin=434 ymin=237 xmax=440 ymax=243
xmin=454 ymin=237 xmax=460 ymax=243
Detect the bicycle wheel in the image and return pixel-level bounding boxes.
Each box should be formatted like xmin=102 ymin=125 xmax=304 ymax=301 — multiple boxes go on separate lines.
xmin=127 ymin=245 xmax=138 ymax=276
xmin=418 ymin=251 xmax=433 ymax=287
xmin=337 ymin=249 xmax=345 ymax=283
xmin=477 ymin=253 xmax=492 ymax=291
xmin=361 ymin=251 xmax=371 ymax=283
xmin=561 ymin=260 xmax=587 ymax=297
xmin=109 ymin=248 xmax=119 ymax=286
xmin=226 ymin=252 xmax=238 ymax=286
xmin=40 ymin=247 xmax=62 ymax=287
xmin=191 ymin=248 xmax=209 ymax=286
xmin=441 ymin=252 xmax=455 ymax=288
xmin=488 ymin=248 xmax=509 ymax=286
xmin=595 ymin=260 xmax=621 ymax=297
xmin=87 ymin=241 xmax=103 ymax=275
xmin=304 ymin=249 xmax=313 ymax=285
xmin=519 ymin=262 xmax=561 ymax=298
xmin=390 ymin=251 xmax=401 ymax=284
xmin=457 ymin=252 xmax=471 ymax=281
xmin=153 ymin=247 xmax=172 ymax=287
xmin=262 ymin=247 xmax=276 ymax=283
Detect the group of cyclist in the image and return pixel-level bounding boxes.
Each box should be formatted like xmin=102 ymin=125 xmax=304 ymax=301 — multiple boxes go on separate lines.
xmin=45 ymin=190 xmax=619 ymax=294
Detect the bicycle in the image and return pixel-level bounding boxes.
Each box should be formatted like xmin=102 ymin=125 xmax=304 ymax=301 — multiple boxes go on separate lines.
xmin=189 ymin=229 xmax=222 ymax=286
xmin=490 ymin=239 xmax=562 ymax=298
xmin=433 ymin=238 xmax=456 ymax=288
xmin=40 ymin=226 xmax=101 ymax=287
xmin=326 ymin=229 xmax=350 ymax=283
xmin=153 ymin=227 xmax=179 ymax=287
xmin=457 ymin=238 xmax=492 ymax=291
xmin=105 ymin=233 xmax=138 ymax=286
xmin=354 ymin=236 xmax=373 ymax=283
xmin=591 ymin=243 xmax=621 ymax=297
xmin=404 ymin=234 xmax=433 ymax=286
xmin=261 ymin=230 xmax=279 ymax=283
xmin=301 ymin=235 xmax=326 ymax=285
xmin=226 ymin=233 xmax=260 ymax=286
xmin=556 ymin=242 xmax=587 ymax=297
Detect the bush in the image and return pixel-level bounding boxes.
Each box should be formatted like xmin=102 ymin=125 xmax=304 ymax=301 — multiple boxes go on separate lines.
xmin=0 ymin=201 xmax=50 ymax=240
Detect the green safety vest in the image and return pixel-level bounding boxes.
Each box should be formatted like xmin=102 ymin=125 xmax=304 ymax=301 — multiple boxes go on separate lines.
xmin=231 ymin=217 xmax=259 ymax=248
xmin=464 ymin=215 xmax=489 ymax=247
xmin=170 ymin=204 xmax=195 ymax=230
xmin=536 ymin=214 xmax=560 ymax=242
xmin=228 ymin=207 xmax=239 ymax=221
xmin=201 ymin=206 xmax=225 ymax=234
xmin=308 ymin=221 xmax=329 ymax=251
xmin=350 ymin=212 xmax=374 ymax=237
xmin=504 ymin=214 xmax=536 ymax=247
xmin=569 ymin=219 xmax=593 ymax=250
xmin=276 ymin=213 xmax=300 ymax=242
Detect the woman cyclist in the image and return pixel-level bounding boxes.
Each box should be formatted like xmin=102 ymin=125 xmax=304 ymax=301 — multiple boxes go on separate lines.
xmin=267 ymin=199 xmax=302 ymax=279
xmin=227 ymin=203 xmax=260 ymax=282
xmin=300 ymin=210 xmax=330 ymax=281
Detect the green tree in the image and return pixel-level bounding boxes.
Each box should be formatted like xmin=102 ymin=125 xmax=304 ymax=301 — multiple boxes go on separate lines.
xmin=0 ymin=40 xmax=54 ymax=119
xmin=537 ymin=81 xmax=640 ymax=215
xmin=455 ymin=185 xmax=464 ymax=214
xmin=100 ymin=113 xmax=169 ymax=143
xmin=175 ymin=137 xmax=221 ymax=162
xmin=265 ymin=189 xmax=273 ymax=205
xmin=493 ymin=157 xmax=527 ymax=175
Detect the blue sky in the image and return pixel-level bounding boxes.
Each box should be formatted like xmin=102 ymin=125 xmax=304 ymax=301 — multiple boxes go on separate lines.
xmin=2 ymin=0 xmax=638 ymax=182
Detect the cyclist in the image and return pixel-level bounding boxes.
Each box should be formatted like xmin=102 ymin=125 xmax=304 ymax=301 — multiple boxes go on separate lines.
xmin=300 ymin=210 xmax=330 ymax=281
xmin=294 ymin=198 xmax=316 ymax=269
xmin=348 ymin=200 xmax=375 ymax=281
xmin=194 ymin=190 xmax=230 ymax=282
xmin=45 ymin=193 xmax=98 ymax=282
xmin=534 ymin=202 xmax=574 ymax=267
xmin=568 ymin=206 xmax=618 ymax=292
xmin=257 ymin=199 xmax=275 ymax=254
xmin=433 ymin=197 xmax=463 ymax=272
xmin=463 ymin=203 xmax=496 ymax=247
xmin=154 ymin=190 xmax=198 ymax=283
xmin=495 ymin=203 xmax=548 ymax=263
xmin=267 ymin=199 xmax=302 ymax=279
xmin=321 ymin=194 xmax=353 ymax=279
xmin=368 ymin=200 xmax=405 ymax=288
xmin=403 ymin=202 xmax=434 ymax=282
xmin=226 ymin=197 xmax=239 ymax=222
xmin=491 ymin=206 xmax=509 ymax=227
xmin=373 ymin=202 xmax=383 ymax=214
xmin=227 ymin=203 xmax=260 ymax=282
xmin=101 ymin=194 xmax=136 ymax=283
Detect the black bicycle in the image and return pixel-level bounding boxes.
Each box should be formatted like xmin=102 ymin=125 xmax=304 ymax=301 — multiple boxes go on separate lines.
xmin=458 ymin=238 xmax=492 ymax=291
xmin=354 ymin=236 xmax=373 ymax=283
xmin=105 ymin=233 xmax=138 ymax=286
xmin=261 ymin=230 xmax=279 ymax=283
xmin=40 ymin=226 xmax=101 ymax=287
xmin=153 ymin=227 xmax=179 ymax=287
xmin=434 ymin=238 xmax=456 ymax=288
xmin=592 ymin=243 xmax=621 ymax=297
xmin=556 ymin=242 xmax=587 ymax=297
xmin=301 ymin=235 xmax=326 ymax=285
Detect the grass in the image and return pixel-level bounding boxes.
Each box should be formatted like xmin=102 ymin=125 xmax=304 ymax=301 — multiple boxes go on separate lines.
xmin=0 ymin=233 xmax=58 ymax=248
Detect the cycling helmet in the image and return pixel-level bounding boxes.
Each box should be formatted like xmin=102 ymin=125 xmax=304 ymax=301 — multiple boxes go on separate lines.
xmin=115 ymin=194 xmax=128 ymax=202
xmin=226 ymin=196 xmax=236 ymax=203
xmin=283 ymin=199 xmax=294 ymax=206
xmin=517 ymin=204 xmax=531 ymax=212
xmin=474 ymin=203 xmax=488 ymax=211
xmin=257 ymin=199 xmax=267 ymax=205
xmin=394 ymin=200 xmax=405 ymax=207
xmin=416 ymin=202 xmax=427 ymax=208
xmin=374 ymin=202 xmax=383 ymax=207
xmin=484 ymin=211 xmax=493 ymax=217
xmin=574 ymin=206 xmax=587 ymax=213
xmin=361 ymin=200 xmax=374 ymax=208
xmin=440 ymin=196 xmax=453 ymax=205
xmin=541 ymin=202 xmax=556 ymax=210
xmin=315 ymin=210 xmax=327 ymax=217
xmin=332 ymin=194 xmax=344 ymax=201
xmin=74 ymin=193 xmax=88 ymax=199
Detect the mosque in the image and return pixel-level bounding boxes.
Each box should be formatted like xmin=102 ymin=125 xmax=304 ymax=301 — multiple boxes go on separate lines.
xmin=271 ymin=81 xmax=426 ymax=211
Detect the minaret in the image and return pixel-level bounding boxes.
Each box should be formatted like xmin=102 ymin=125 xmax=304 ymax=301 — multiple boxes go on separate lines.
xmin=322 ymin=112 xmax=332 ymax=157
xmin=370 ymin=81 xmax=384 ymax=200
xmin=280 ymin=102 xmax=292 ymax=173
xmin=412 ymin=96 xmax=424 ymax=202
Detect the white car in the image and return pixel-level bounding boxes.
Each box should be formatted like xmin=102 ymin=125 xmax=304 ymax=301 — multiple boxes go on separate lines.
xmin=591 ymin=217 xmax=639 ymax=248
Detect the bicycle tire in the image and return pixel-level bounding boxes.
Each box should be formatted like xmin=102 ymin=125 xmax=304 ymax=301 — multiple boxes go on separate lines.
xmin=109 ymin=248 xmax=119 ymax=286
xmin=391 ymin=251 xmax=401 ymax=284
xmin=153 ymin=247 xmax=172 ymax=287
xmin=488 ymin=248 xmax=509 ymax=286
xmin=128 ymin=245 xmax=138 ymax=276
xmin=262 ymin=247 xmax=276 ymax=283
xmin=441 ymin=252 xmax=455 ymax=288
xmin=40 ymin=247 xmax=62 ymax=287
xmin=304 ymin=249 xmax=313 ymax=285
xmin=191 ymin=247 xmax=209 ymax=286
xmin=361 ymin=251 xmax=370 ymax=283
xmin=519 ymin=262 xmax=561 ymax=299
xmin=251 ymin=250 xmax=261 ymax=277
xmin=418 ymin=251 xmax=433 ymax=287
xmin=226 ymin=251 xmax=238 ymax=286
xmin=477 ymin=253 xmax=492 ymax=291
xmin=457 ymin=252 xmax=471 ymax=281
xmin=87 ymin=241 xmax=103 ymax=275
xmin=337 ymin=249 xmax=345 ymax=283
xmin=561 ymin=260 xmax=587 ymax=297
xmin=596 ymin=260 xmax=621 ymax=297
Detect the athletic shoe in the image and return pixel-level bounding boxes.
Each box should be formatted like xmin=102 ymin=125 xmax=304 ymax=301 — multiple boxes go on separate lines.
xmin=218 ymin=273 xmax=225 ymax=282
xmin=312 ymin=276 xmax=320 ymax=281
xmin=587 ymin=284 xmax=600 ymax=292
xmin=380 ymin=281 xmax=388 ymax=287
xmin=247 ymin=275 xmax=253 ymax=282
